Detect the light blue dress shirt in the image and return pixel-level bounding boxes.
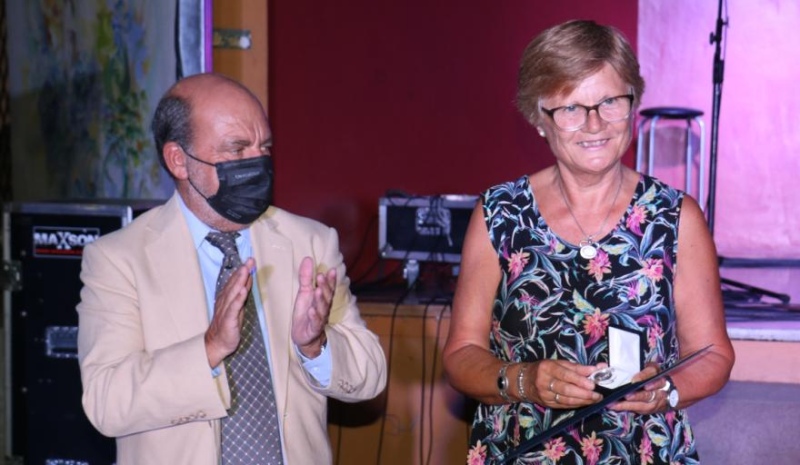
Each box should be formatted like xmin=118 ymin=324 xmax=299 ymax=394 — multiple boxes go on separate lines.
xmin=177 ymin=196 xmax=331 ymax=386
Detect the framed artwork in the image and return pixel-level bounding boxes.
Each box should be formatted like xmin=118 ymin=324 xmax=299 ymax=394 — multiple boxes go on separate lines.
xmin=5 ymin=0 xmax=212 ymax=201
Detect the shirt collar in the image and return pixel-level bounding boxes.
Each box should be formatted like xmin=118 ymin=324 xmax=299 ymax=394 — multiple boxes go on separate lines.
xmin=176 ymin=194 xmax=251 ymax=249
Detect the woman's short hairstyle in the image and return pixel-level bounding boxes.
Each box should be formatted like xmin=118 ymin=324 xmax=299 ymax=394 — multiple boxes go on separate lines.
xmin=516 ymin=19 xmax=645 ymax=125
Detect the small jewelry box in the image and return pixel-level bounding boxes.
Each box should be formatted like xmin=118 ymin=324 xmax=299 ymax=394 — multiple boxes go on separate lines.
xmin=589 ymin=325 xmax=644 ymax=395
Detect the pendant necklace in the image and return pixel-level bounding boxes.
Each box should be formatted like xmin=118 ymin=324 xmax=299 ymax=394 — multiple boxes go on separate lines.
xmin=556 ymin=169 xmax=623 ymax=260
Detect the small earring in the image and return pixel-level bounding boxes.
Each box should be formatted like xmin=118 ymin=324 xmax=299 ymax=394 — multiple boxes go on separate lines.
xmin=537 ymin=127 xmax=546 ymax=137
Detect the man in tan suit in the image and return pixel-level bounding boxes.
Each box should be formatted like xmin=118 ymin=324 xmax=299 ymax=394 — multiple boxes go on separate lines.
xmin=77 ymin=73 xmax=387 ymax=465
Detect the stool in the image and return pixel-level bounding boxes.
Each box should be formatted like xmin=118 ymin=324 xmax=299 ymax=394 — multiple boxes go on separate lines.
xmin=636 ymin=107 xmax=706 ymax=206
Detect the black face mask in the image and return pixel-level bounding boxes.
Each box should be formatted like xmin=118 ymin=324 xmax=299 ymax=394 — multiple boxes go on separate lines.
xmin=184 ymin=150 xmax=274 ymax=224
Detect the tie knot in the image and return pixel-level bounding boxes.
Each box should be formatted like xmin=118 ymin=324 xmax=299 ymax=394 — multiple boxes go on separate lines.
xmin=206 ymin=231 xmax=241 ymax=258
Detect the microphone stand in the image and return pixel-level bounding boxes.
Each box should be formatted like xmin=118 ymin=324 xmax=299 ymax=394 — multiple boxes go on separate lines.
xmin=706 ymin=0 xmax=724 ymax=233
xmin=707 ymin=0 xmax=790 ymax=304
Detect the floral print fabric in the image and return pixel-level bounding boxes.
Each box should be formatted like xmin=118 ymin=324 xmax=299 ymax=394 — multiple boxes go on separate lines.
xmin=467 ymin=174 xmax=699 ymax=464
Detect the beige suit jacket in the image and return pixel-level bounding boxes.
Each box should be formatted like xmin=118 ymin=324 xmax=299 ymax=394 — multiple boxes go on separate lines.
xmin=77 ymin=193 xmax=387 ymax=465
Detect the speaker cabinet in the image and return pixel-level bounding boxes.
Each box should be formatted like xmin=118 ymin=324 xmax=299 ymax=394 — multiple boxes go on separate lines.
xmin=2 ymin=201 xmax=158 ymax=464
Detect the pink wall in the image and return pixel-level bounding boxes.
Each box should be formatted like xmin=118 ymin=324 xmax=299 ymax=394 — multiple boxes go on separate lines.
xmin=638 ymin=0 xmax=800 ymax=260
xmin=269 ymin=1 xmax=638 ymax=279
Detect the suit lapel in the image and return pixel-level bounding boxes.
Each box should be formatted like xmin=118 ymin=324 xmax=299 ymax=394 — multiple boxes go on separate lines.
xmin=250 ymin=212 xmax=294 ymax=411
xmin=143 ymin=194 xmax=211 ymax=340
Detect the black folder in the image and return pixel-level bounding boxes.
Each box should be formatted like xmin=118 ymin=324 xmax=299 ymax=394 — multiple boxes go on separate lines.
xmin=499 ymin=344 xmax=713 ymax=464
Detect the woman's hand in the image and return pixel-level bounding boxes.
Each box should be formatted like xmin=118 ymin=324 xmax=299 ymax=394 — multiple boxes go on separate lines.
xmin=607 ymin=364 xmax=667 ymax=413
xmin=522 ymin=360 xmax=604 ymax=408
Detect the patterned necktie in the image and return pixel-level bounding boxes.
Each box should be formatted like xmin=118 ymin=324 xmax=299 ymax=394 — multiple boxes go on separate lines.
xmin=206 ymin=231 xmax=284 ymax=465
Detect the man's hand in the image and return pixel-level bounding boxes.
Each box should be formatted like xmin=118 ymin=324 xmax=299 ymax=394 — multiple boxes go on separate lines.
xmin=204 ymin=257 xmax=256 ymax=368
xmin=291 ymin=257 xmax=335 ymax=358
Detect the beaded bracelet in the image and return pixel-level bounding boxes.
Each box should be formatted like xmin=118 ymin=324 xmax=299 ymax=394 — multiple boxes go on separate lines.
xmin=517 ymin=364 xmax=530 ymax=402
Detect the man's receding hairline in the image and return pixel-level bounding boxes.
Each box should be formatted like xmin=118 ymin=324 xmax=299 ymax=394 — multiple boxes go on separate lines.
xmin=166 ymin=73 xmax=252 ymax=103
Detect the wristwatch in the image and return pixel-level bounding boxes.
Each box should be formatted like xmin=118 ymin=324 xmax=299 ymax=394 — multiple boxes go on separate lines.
xmin=497 ymin=364 xmax=512 ymax=403
xmin=660 ymin=375 xmax=680 ymax=409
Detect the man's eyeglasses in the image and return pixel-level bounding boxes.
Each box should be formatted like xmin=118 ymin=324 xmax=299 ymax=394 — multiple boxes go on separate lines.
xmin=540 ymin=94 xmax=634 ymax=132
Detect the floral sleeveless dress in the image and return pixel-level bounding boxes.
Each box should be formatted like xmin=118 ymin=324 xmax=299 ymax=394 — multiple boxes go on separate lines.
xmin=467 ymin=174 xmax=699 ymax=465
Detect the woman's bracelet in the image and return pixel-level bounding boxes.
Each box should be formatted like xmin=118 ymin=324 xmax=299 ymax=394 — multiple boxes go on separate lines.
xmin=497 ymin=363 xmax=512 ymax=403
xmin=517 ymin=363 xmax=530 ymax=402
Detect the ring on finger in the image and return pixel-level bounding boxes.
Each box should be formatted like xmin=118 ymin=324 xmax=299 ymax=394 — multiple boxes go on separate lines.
xmin=549 ymin=380 xmax=556 ymax=392
xmin=648 ymin=391 xmax=656 ymax=403
xmin=554 ymin=393 xmax=561 ymax=403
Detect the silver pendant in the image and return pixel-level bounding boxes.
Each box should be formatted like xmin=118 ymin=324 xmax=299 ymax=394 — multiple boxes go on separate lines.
xmin=579 ymin=242 xmax=598 ymax=260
